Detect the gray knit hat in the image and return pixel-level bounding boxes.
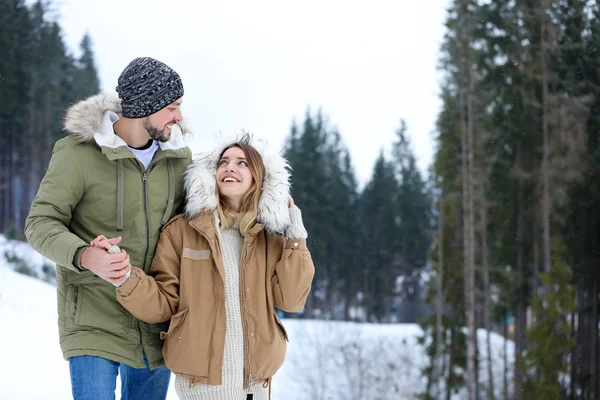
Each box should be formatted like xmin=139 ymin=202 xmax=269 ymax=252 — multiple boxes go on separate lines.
xmin=116 ymin=57 xmax=184 ymax=118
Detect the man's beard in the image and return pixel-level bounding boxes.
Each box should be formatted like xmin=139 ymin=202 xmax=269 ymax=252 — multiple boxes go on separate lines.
xmin=143 ymin=118 xmax=173 ymax=143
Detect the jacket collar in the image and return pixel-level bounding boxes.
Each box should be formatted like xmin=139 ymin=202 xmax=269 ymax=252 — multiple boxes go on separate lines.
xmin=189 ymin=211 xmax=266 ymax=237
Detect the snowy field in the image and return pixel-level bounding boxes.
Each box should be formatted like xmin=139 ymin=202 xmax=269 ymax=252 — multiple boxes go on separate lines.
xmin=0 ymin=236 xmax=514 ymax=399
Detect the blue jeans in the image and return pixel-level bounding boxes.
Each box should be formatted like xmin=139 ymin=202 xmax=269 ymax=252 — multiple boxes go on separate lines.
xmin=69 ymin=354 xmax=171 ymax=400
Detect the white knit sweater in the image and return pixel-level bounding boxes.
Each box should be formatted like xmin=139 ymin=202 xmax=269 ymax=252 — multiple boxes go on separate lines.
xmin=174 ymin=207 xmax=307 ymax=400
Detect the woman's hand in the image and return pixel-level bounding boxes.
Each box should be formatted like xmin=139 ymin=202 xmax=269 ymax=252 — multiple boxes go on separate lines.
xmin=90 ymin=234 xmax=122 ymax=251
xmin=288 ymin=197 xmax=296 ymax=208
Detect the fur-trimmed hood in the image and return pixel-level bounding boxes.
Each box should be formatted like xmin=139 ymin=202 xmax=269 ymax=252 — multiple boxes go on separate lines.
xmin=184 ymin=136 xmax=291 ymax=234
xmin=63 ymin=93 xmax=190 ymax=151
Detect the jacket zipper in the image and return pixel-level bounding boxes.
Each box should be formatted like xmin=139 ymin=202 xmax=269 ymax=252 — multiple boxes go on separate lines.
xmin=136 ymin=155 xmax=185 ymax=366
xmin=141 ymin=172 xmax=150 ymax=269
xmin=131 ymin=154 xmax=187 ymax=269
xmin=241 ymin=245 xmax=253 ymax=390
xmin=196 ymin=227 xmax=226 ymax=384
xmin=139 ymin=154 xmax=187 ymax=267
xmin=195 ymin=224 xmax=255 ymax=389
xmin=140 ymin=154 xmax=186 ymax=266
xmin=133 ymin=171 xmax=149 ymax=347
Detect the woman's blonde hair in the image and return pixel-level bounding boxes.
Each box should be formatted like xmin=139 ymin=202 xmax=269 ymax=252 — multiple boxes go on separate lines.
xmin=216 ymin=135 xmax=265 ymax=236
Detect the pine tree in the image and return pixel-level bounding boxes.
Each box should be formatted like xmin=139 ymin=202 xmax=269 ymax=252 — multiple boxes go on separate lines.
xmin=324 ymin=133 xmax=362 ymax=320
xmin=74 ymin=33 xmax=101 ymax=100
xmin=430 ymin=0 xmax=600 ymax=398
xmin=420 ymin=85 xmax=468 ymax=400
xmin=559 ymin=1 xmax=600 ymax=396
xmin=284 ymin=111 xmax=329 ymax=316
xmin=359 ymin=152 xmax=400 ymax=322
xmin=0 ymin=0 xmax=34 ymax=234
xmin=284 ymin=109 xmax=361 ymax=319
xmin=392 ymin=120 xmax=432 ymax=270
xmin=0 ymin=0 xmax=101 ymax=236
xmin=523 ymin=239 xmax=576 ymax=399
xmin=391 ymin=120 xmax=432 ymax=322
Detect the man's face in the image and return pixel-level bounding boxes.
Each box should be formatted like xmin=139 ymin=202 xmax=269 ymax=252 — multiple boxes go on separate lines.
xmin=143 ymin=98 xmax=183 ymax=142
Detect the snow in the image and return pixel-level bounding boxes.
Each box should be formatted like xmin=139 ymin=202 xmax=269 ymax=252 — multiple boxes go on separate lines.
xmin=0 ymin=235 xmax=55 ymax=283
xmin=1 ymin=236 xmax=514 ymax=399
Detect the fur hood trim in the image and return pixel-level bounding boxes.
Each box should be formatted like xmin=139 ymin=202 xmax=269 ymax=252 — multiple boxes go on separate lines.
xmin=184 ymin=135 xmax=291 ymax=234
xmin=63 ymin=93 xmax=190 ymax=151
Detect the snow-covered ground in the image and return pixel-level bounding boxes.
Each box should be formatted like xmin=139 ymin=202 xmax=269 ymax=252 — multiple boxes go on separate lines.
xmin=0 ymin=234 xmax=55 ymax=283
xmin=1 ymin=236 xmax=514 ymax=399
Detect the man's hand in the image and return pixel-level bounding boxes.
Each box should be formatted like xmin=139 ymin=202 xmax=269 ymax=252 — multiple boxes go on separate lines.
xmin=81 ymin=236 xmax=131 ymax=285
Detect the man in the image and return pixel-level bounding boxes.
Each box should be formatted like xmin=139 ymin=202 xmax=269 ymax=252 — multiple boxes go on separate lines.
xmin=25 ymin=57 xmax=193 ymax=400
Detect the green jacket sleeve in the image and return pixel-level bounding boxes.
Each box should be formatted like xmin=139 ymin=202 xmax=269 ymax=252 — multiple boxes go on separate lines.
xmin=25 ymin=138 xmax=88 ymax=273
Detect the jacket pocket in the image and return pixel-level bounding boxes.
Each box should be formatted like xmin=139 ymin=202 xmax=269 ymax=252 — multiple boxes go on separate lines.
xmin=74 ymin=284 xmax=129 ymax=334
xmin=273 ymin=311 xmax=289 ymax=342
xmin=66 ymin=269 xmax=100 ymax=285
xmin=63 ymin=284 xmax=78 ymax=326
xmin=160 ymin=308 xmax=189 ymax=340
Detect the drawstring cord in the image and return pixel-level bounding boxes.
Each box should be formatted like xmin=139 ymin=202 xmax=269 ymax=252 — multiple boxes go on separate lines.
xmin=160 ymin=159 xmax=175 ymax=226
xmin=117 ymin=159 xmax=124 ymax=232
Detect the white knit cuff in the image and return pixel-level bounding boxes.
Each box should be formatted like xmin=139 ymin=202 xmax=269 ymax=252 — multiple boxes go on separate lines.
xmin=285 ymin=207 xmax=308 ymax=239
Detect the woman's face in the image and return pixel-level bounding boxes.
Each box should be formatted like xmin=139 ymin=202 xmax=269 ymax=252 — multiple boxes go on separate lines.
xmin=216 ymin=146 xmax=254 ymax=209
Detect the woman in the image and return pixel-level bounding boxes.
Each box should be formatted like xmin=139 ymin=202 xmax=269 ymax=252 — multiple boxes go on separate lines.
xmin=91 ymin=134 xmax=315 ymax=399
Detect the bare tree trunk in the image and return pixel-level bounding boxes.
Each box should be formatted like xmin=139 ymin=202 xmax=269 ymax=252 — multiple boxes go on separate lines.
xmin=446 ymin=326 xmax=454 ymax=400
xmin=460 ymin=84 xmax=476 ymax=400
xmin=514 ymin=176 xmax=525 ymax=400
xmin=503 ymin=316 xmax=508 ymax=400
xmin=541 ymin=14 xmax=551 ymax=278
xmin=28 ymin=149 xmax=40 ymax=202
xmin=533 ymin=217 xmax=539 ymax=299
xmin=7 ymin=128 xmax=16 ymax=232
xmin=1 ymin=141 xmax=8 ymax=232
xmin=592 ymin=282 xmax=599 ymax=400
xmin=43 ymin=88 xmax=54 ymax=165
xmin=433 ymin=200 xmax=445 ymax=399
xmin=576 ymin=287 xmax=585 ymax=398
xmin=343 ymin=292 xmax=352 ymax=321
xmin=475 ymin=331 xmax=480 ymax=399
xmin=456 ymin=2 xmax=477 ymax=397
xmin=480 ymin=183 xmax=494 ymax=400
xmin=466 ymin=62 xmax=478 ymax=400
xmin=363 ymin=271 xmax=370 ymax=323
xmin=442 ymin=327 xmax=449 ymax=399
xmin=21 ymin=71 xmax=39 ymax=239
xmin=570 ymin=288 xmax=576 ymax=400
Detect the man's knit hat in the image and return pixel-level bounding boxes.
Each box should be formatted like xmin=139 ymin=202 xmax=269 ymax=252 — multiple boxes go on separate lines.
xmin=116 ymin=57 xmax=184 ymax=118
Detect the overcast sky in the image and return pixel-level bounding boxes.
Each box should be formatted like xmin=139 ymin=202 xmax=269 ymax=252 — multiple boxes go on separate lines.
xmin=56 ymin=0 xmax=449 ymax=187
